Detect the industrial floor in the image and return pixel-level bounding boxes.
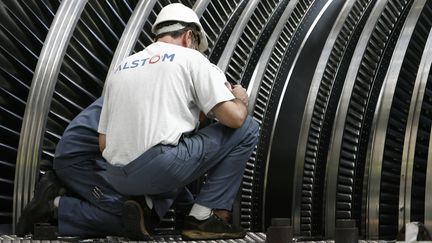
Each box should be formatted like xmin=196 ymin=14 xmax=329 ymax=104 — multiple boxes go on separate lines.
xmin=1 ymin=233 xmax=268 ymax=242
xmin=0 ymin=233 xmax=419 ymax=243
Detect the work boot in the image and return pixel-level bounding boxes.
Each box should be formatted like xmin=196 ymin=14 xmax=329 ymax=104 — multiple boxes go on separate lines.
xmin=181 ymin=212 xmax=246 ymax=240
xmin=213 ymin=209 xmax=232 ymax=223
xmin=122 ymin=199 xmax=154 ymax=240
xmin=132 ymin=196 xmax=160 ymax=231
xmin=16 ymin=171 xmax=62 ymax=236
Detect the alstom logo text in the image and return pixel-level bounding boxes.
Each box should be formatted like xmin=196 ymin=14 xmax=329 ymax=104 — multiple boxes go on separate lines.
xmin=115 ymin=53 xmax=175 ymax=73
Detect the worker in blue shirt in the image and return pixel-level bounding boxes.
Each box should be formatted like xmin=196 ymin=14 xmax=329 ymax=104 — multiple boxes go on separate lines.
xmin=17 ymin=98 xmax=193 ymax=237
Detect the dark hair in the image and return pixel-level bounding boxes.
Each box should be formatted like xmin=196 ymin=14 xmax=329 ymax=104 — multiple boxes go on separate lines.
xmin=154 ymin=21 xmax=200 ymax=48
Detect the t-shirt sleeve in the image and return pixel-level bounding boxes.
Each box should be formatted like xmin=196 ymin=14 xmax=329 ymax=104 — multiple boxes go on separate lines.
xmin=191 ymin=57 xmax=235 ymax=114
xmin=98 ymin=85 xmax=110 ymax=134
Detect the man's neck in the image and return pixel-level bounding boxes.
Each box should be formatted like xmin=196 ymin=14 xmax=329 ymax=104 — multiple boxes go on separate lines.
xmin=157 ymin=36 xmax=185 ymax=48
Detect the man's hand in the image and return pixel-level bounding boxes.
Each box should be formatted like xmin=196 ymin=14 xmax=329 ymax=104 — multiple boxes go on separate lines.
xmin=231 ymin=84 xmax=248 ymax=106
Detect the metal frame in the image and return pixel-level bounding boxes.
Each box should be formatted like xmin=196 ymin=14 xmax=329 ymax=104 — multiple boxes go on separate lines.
xmin=216 ymin=0 xmax=259 ymax=72
xmin=10 ymin=0 xmax=432 ymax=238
xmin=365 ymin=1 xmax=426 ymax=238
xmin=400 ymin=24 xmax=432 ymax=231
xmin=13 ymin=0 xmax=88 ymax=230
xmin=230 ymin=0 xmax=287 ymax=230
xmin=425 ymin=93 xmax=432 ymax=232
xmin=269 ymin=0 xmax=339 ymax=235
xmin=243 ymin=0 xmax=301 ymax=230
xmin=247 ymin=0 xmax=300 ymax=111
xmin=292 ymin=0 xmax=359 ymax=236
xmin=193 ymin=0 xmax=211 ymax=19
xmin=246 ymin=0 xmax=320 ymax=231
xmin=324 ymin=0 xmax=389 ymax=237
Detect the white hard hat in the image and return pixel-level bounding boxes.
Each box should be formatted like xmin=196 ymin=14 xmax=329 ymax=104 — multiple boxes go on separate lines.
xmin=152 ymin=3 xmax=208 ymax=53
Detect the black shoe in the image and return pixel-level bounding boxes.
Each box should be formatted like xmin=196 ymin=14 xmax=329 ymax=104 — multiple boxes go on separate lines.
xmin=133 ymin=196 xmax=161 ymax=230
xmin=181 ymin=214 xmax=246 ymax=240
xmin=122 ymin=200 xmax=153 ymax=240
xmin=16 ymin=171 xmax=62 ymax=236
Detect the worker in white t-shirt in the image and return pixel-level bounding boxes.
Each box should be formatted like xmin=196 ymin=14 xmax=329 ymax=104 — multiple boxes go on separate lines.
xmin=98 ymin=3 xmax=259 ymax=240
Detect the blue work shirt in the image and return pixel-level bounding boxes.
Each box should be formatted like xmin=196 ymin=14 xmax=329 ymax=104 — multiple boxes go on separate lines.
xmin=53 ymin=98 xmax=103 ymax=170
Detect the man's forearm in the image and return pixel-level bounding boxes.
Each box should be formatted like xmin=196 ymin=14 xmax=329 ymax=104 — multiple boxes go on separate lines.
xmin=232 ymin=98 xmax=248 ymax=120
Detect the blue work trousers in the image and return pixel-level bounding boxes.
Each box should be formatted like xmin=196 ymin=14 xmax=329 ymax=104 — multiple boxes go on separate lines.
xmin=54 ymin=116 xmax=258 ymax=236
xmin=101 ymin=116 xmax=259 ymax=211
xmin=55 ymin=159 xmax=126 ymax=236
xmin=55 ymin=158 xmax=193 ymax=236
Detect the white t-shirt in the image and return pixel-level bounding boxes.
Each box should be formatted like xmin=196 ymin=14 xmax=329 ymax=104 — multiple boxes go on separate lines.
xmin=98 ymin=42 xmax=235 ymax=166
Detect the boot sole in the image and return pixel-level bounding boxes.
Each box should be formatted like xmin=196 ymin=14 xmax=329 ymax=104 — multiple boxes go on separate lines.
xmin=181 ymin=229 xmax=246 ymax=240
xmin=122 ymin=200 xmax=151 ymax=240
